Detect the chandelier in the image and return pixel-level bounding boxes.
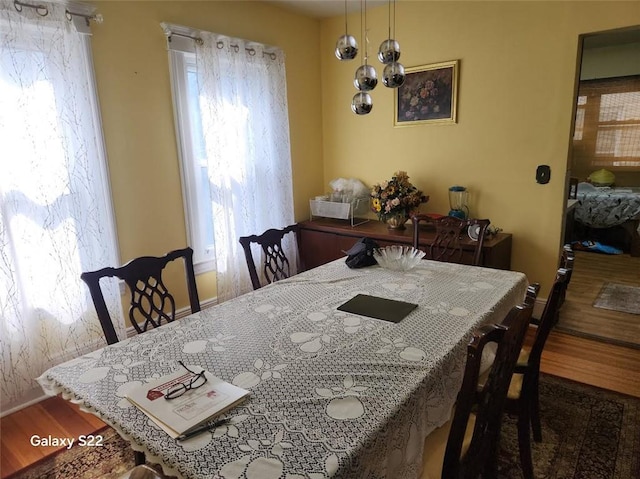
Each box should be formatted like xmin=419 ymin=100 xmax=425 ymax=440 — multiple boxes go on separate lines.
xmin=335 ymin=0 xmax=405 ymax=115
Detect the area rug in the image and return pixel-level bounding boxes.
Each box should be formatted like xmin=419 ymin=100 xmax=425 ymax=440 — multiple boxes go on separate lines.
xmin=9 ymin=374 xmax=640 ymax=479
xmin=593 ymin=282 xmax=640 ymax=315
xmin=498 ymin=374 xmax=640 ymax=478
xmin=6 ymin=426 xmax=136 ymax=479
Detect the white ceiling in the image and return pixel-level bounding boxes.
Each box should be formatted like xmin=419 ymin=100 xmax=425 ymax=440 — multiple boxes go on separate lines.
xmin=269 ymin=0 xmax=388 ymax=19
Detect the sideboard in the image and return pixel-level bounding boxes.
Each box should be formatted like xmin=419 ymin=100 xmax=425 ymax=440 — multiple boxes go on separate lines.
xmin=297 ymin=219 xmax=513 ymax=270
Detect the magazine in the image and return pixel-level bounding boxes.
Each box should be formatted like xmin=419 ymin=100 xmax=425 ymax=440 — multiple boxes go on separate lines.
xmin=126 ymin=366 xmax=249 ymax=439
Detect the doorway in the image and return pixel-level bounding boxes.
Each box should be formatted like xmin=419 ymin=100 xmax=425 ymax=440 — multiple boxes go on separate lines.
xmin=558 ymin=26 xmax=640 ymax=349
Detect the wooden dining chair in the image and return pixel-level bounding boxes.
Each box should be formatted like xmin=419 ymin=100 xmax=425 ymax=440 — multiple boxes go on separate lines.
xmin=82 ymin=247 xmax=200 ymax=467
xmin=558 ymin=244 xmax=575 ymax=309
xmin=487 ymin=268 xmax=570 ymax=479
xmin=421 ymin=300 xmax=534 ymax=478
xmin=81 ymin=247 xmax=201 ymax=346
xmin=239 ymin=224 xmax=299 ymax=290
xmin=412 ymin=215 xmax=490 ymax=266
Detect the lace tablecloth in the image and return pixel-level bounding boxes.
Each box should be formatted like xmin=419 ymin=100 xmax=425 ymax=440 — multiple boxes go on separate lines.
xmin=575 ymin=187 xmax=640 ymax=229
xmin=38 ymin=259 xmax=527 ymax=479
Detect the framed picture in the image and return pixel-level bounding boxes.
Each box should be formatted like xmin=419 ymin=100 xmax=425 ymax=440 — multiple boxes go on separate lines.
xmin=395 ymin=60 xmax=459 ymax=126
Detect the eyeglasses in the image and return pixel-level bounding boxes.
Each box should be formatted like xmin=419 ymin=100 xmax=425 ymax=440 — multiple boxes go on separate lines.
xmin=165 ymin=361 xmax=208 ymax=400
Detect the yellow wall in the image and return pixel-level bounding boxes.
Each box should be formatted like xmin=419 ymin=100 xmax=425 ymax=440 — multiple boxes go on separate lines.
xmin=89 ymin=1 xmax=640 ymax=305
xmin=320 ymin=1 xmax=640 ymax=294
xmin=90 ymin=1 xmax=324 ymax=304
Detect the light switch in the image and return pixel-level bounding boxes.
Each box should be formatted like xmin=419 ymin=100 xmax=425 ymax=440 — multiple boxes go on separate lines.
xmin=536 ymin=165 xmax=551 ymax=184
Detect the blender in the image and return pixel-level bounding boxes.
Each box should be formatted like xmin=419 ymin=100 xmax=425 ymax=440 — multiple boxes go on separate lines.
xmin=448 ymin=186 xmax=469 ymax=219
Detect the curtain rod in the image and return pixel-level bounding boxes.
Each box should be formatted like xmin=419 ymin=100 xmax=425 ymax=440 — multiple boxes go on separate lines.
xmin=13 ymin=0 xmax=47 ymax=16
xmin=13 ymin=0 xmax=102 ymax=25
xmin=168 ymin=31 xmax=204 ymax=46
xmin=65 ymin=9 xmax=102 ymax=26
xmin=164 ymin=27 xmax=277 ymax=60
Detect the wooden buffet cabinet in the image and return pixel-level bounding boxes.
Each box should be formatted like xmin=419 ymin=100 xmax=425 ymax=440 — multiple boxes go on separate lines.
xmin=297 ymin=219 xmax=513 ymax=270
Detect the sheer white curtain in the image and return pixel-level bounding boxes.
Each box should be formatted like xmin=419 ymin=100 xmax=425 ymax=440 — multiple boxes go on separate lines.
xmin=195 ymin=33 xmax=295 ymax=301
xmin=0 ymin=1 xmax=121 ymax=413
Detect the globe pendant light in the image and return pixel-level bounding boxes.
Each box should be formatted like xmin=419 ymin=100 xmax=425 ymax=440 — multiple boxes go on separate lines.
xmin=352 ymin=91 xmax=373 ymax=115
xmin=378 ymin=39 xmax=400 ymax=64
xmin=382 ymin=61 xmax=405 ymax=88
xmin=379 ymin=0 xmax=405 ymax=88
xmin=335 ymin=0 xmax=358 ymax=60
xmin=353 ymin=0 xmax=377 ymax=98
xmin=354 ymin=64 xmax=378 ymax=91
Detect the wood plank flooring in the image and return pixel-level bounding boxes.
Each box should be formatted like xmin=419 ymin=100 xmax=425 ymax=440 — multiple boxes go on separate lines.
xmin=1 ymin=400 xmax=105 ymax=478
xmin=557 ymin=250 xmax=640 ymax=348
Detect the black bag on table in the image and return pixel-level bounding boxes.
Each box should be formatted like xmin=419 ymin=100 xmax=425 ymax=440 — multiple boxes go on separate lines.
xmin=344 ymin=237 xmax=380 ymax=269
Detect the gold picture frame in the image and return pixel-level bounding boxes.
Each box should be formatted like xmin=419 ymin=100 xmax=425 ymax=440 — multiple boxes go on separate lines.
xmin=394 ymin=60 xmax=459 ymax=126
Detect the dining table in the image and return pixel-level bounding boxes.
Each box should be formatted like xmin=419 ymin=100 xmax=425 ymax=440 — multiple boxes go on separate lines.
xmin=38 ymin=257 xmax=528 ymax=479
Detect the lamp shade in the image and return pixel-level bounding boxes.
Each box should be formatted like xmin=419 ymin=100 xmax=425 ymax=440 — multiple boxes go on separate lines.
xmin=382 ymin=62 xmax=405 ymax=88
xmin=354 ymin=64 xmax=378 ymax=91
xmin=378 ymin=39 xmax=400 ymax=64
xmin=335 ymin=34 xmax=358 ymax=60
xmin=351 ymin=91 xmax=373 ymax=115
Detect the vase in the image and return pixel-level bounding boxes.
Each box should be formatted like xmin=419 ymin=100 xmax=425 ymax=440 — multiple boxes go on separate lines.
xmin=385 ymin=212 xmax=409 ymax=230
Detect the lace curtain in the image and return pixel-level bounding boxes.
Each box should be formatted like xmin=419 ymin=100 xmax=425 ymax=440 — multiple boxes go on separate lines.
xmin=0 ymin=1 xmax=122 ymax=412
xmin=195 ymin=34 xmax=296 ymax=301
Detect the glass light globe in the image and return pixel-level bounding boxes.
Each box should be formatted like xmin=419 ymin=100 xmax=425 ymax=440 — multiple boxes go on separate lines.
xmin=378 ymin=39 xmax=400 ymax=64
xmin=382 ymin=62 xmax=406 ymax=88
xmin=354 ymin=64 xmax=378 ymax=91
xmin=351 ymin=92 xmax=373 ymax=115
xmin=335 ymin=35 xmax=358 ymax=61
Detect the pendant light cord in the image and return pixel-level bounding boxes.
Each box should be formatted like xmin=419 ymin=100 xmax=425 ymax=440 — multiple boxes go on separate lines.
xmin=393 ymin=0 xmax=396 ymax=40
xmin=387 ymin=0 xmax=391 ymax=38
xmin=363 ymin=0 xmax=368 ymax=64
xmin=344 ymin=0 xmax=348 ymax=35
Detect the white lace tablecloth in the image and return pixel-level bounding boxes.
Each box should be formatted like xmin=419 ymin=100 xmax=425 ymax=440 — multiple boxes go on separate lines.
xmin=575 ymin=187 xmax=640 ymax=229
xmin=38 ymin=259 xmax=527 ymax=479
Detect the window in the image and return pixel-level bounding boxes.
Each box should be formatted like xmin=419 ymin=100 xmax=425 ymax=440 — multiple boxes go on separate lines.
xmin=163 ymin=24 xmax=295 ymax=300
xmin=0 ymin=2 xmax=120 ymax=411
xmin=573 ymin=75 xmax=640 ymax=169
xmin=169 ymin=50 xmax=215 ymax=272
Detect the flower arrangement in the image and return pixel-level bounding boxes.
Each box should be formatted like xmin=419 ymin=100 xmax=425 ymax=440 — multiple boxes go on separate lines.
xmin=370 ymin=171 xmax=427 ymax=225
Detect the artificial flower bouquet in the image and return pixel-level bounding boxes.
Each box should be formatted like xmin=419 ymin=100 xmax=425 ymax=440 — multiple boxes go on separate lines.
xmin=370 ymin=171 xmax=428 ymax=222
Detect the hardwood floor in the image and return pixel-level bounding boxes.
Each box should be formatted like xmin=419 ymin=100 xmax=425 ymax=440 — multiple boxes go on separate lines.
xmin=1 ymin=399 xmax=106 ymax=478
xmin=557 ymin=250 xmax=640 ymax=348
xmin=525 ymin=328 xmax=640 ymax=398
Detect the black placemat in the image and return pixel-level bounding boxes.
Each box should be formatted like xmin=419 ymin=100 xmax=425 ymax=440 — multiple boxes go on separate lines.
xmin=337 ymin=294 xmax=418 ymax=323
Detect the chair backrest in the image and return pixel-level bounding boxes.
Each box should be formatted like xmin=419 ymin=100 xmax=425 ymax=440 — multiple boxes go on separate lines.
xmin=558 ymin=244 xmax=575 ymax=307
xmin=412 ymin=215 xmax=490 ymax=266
xmin=527 ymin=268 xmax=570 ymax=368
xmin=81 ymin=247 xmax=200 ymax=345
xmin=443 ymin=301 xmax=533 ymax=478
xmin=525 ymin=282 xmax=541 ymax=308
xmin=239 ymin=225 xmax=298 ymax=290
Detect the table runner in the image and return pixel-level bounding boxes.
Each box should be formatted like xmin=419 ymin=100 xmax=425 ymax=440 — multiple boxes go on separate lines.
xmin=38 ymin=259 xmax=527 ymax=479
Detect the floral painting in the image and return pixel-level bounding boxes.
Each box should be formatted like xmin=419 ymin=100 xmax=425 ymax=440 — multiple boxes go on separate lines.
xmin=395 ymin=60 xmax=459 ymax=126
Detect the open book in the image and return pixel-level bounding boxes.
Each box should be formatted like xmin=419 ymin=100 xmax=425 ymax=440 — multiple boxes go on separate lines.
xmin=126 ymin=366 xmax=249 ymax=439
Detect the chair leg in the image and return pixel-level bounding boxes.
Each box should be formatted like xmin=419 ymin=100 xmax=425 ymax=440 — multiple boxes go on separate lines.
xmin=482 ymin=429 xmax=500 ymax=479
xmin=135 ymin=451 xmax=146 ymax=466
xmin=517 ymin=406 xmax=535 ymax=479
xmin=531 ymin=376 xmax=542 ymax=443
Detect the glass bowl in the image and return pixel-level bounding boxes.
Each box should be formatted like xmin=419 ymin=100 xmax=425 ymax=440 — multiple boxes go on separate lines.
xmin=373 ymin=245 xmax=425 ymax=271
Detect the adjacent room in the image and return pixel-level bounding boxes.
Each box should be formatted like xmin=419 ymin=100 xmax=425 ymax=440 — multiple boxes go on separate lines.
xmin=1 ymin=1 xmax=639 ymax=478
